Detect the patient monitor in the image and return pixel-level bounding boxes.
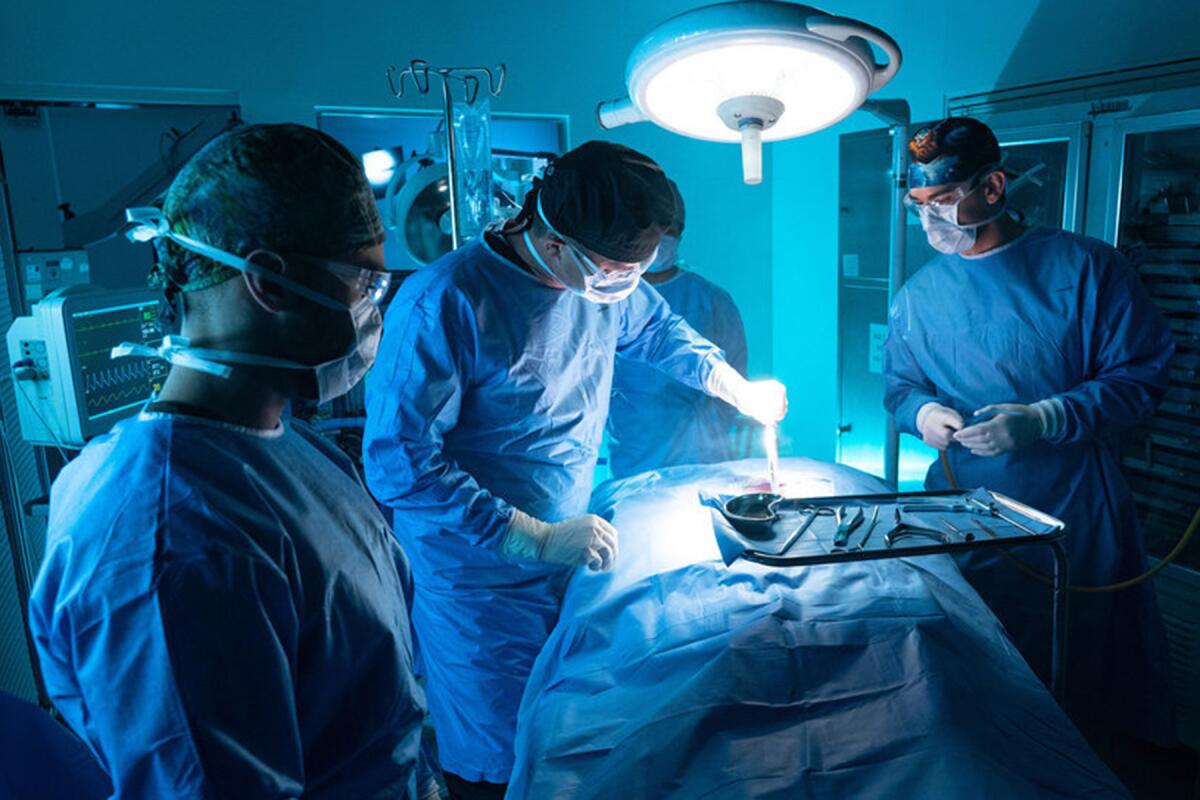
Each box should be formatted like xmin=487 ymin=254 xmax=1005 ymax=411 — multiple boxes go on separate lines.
xmin=6 ymin=286 xmax=166 ymax=448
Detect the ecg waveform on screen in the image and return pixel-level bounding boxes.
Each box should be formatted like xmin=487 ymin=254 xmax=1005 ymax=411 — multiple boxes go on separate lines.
xmin=73 ymin=302 xmax=167 ymax=419
xmin=84 ymin=361 xmax=159 ymax=411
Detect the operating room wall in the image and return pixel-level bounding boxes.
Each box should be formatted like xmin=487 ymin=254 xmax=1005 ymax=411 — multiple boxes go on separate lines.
xmin=6 ymin=0 xmax=1198 ymax=468
xmin=771 ymin=0 xmax=1200 ymax=463
xmin=0 ymin=0 xmax=774 ymax=378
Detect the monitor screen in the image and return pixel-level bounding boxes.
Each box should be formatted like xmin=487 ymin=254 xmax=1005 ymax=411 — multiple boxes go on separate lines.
xmin=70 ymin=300 xmax=166 ymax=423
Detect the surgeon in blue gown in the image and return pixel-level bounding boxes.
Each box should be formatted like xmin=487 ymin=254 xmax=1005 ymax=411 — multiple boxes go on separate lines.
xmin=363 ymin=141 xmax=787 ymax=797
xmin=607 ymin=180 xmax=749 ymax=479
xmin=29 ymin=124 xmax=425 ymax=798
xmin=883 ymin=117 xmax=1176 ymax=746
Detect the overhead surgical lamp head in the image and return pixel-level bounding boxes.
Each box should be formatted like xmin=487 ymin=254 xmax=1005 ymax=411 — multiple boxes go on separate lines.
xmin=597 ymin=1 xmax=902 ymax=185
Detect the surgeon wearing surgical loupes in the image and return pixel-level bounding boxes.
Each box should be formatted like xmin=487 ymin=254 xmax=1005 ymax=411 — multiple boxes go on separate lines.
xmin=363 ymin=140 xmax=787 ymax=796
xmin=883 ymin=117 xmax=1176 ymax=748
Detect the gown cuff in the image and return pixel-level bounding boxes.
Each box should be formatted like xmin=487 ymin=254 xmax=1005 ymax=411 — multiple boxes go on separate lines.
xmin=1030 ymin=398 xmax=1066 ymax=440
xmin=915 ymin=402 xmax=942 ymax=435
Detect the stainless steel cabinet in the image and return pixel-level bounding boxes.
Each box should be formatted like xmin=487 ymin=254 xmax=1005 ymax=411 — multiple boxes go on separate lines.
xmin=1107 ymin=112 xmax=1200 ymax=574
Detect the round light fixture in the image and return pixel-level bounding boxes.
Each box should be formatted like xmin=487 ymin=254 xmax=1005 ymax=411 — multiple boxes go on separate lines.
xmin=362 ymin=148 xmax=398 ymax=186
xmin=598 ymin=1 xmax=901 ymax=184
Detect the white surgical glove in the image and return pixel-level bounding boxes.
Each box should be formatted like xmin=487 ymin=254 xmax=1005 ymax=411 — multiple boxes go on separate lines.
xmin=706 ymin=362 xmax=788 ymax=425
xmin=503 ymin=509 xmax=618 ymax=571
xmin=953 ymin=400 xmax=1063 ymax=457
xmin=916 ymin=402 xmax=964 ymax=450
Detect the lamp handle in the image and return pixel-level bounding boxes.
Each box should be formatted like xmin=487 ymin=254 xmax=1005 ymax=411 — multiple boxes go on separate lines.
xmin=806 ymin=15 xmax=902 ymax=92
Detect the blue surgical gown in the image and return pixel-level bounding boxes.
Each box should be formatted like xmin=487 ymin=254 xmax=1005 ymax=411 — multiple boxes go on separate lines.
xmin=607 ymin=268 xmax=748 ymax=479
xmin=29 ymin=412 xmax=425 ymax=799
xmin=883 ymin=227 xmax=1175 ymax=742
xmin=363 ymin=238 xmax=725 ymax=783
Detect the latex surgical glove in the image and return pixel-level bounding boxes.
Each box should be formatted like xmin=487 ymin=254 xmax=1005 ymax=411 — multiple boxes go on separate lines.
xmin=953 ymin=401 xmax=1061 ymax=457
xmin=916 ymin=403 xmax=964 ymax=450
xmin=503 ymin=509 xmax=618 ymax=571
xmin=706 ymin=362 xmax=788 ymax=425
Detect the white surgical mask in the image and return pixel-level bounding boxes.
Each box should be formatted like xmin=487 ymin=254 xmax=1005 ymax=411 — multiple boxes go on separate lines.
xmin=906 ymin=171 xmax=1007 ymax=255
xmin=116 ymin=207 xmax=389 ymax=402
xmin=117 ymin=298 xmax=381 ymax=404
xmin=521 ymin=196 xmax=655 ymax=304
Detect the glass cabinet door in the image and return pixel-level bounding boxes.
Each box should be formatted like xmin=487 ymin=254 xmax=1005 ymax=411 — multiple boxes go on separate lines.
xmin=1113 ymin=116 xmax=1200 ymax=571
xmin=1001 ymin=138 xmax=1073 ymax=229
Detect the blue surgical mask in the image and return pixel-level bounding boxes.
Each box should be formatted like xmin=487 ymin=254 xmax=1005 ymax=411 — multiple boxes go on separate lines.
xmin=647 ymin=235 xmax=681 ymax=272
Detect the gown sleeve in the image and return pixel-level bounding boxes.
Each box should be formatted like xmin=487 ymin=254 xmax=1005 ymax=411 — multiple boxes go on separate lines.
xmin=711 ymin=288 xmax=749 ymax=375
xmin=616 ymin=281 xmax=727 ymax=393
xmin=32 ymin=503 xmax=307 ymax=798
xmin=883 ymin=287 xmax=944 ymax=437
xmin=363 ymin=281 xmax=515 ymax=549
xmin=1047 ymin=248 xmax=1175 ymax=445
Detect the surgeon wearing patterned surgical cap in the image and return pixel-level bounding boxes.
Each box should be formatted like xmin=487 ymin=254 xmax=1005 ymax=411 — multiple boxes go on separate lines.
xmin=29 ymin=123 xmax=426 ymax=798
xmin=884 ymin=116 xmax=1176 ymax=747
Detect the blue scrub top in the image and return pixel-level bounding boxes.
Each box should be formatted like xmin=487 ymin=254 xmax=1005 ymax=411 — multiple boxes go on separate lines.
xmin=608 ymin=267 xmax=748 ymax=479
xmin=363 ymin=238 xmax=726 ymax=782
xmin=29 ymin=413 xmax=425 ymax=799
xmin=883 ymin=226 xmax=1176 ymax=741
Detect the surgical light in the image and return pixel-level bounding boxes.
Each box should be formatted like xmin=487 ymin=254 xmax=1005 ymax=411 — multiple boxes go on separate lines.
xmin=362 ymin=148 xmax=397 ymax=186
xmin=598 ymin=1 xmax=901 ymax=184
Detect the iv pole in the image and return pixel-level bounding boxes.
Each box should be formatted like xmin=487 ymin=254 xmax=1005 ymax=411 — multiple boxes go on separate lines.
xmin=386 ymin=59 xmax=506 ymax=249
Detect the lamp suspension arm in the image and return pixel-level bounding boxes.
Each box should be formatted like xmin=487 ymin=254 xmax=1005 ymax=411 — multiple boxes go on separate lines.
xmin=805 ymin=16 xmax=902 ymax=91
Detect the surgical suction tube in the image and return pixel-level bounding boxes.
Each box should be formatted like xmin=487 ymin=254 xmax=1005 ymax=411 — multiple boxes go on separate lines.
xmin=940 ymin=451 xmax=1200 ymax=593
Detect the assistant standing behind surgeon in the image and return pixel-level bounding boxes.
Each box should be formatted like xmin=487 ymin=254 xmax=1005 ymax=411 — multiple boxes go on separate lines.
xmin=883 ymin=117 xmax=1175 ymax=745
xmin=363 ymin=141 xmax=787 ymax=797
xmin=607 ymin=179 xmax=749 ymax=478
xmin=28 ymin=124 xmax=425 ymax=798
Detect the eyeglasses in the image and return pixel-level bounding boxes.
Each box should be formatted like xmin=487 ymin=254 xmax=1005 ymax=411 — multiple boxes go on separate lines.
xmin=303 ymin=256 xmax=393 ymax=304
xmin=904 ymin=163 xmax=1000 ymax=213
xmin=562 ymin=238 xmax=658 ymax=281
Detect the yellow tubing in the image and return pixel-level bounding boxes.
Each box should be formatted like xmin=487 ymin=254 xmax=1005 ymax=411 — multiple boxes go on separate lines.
xmin=938 ymin=449 xmax=1199 ymax=593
